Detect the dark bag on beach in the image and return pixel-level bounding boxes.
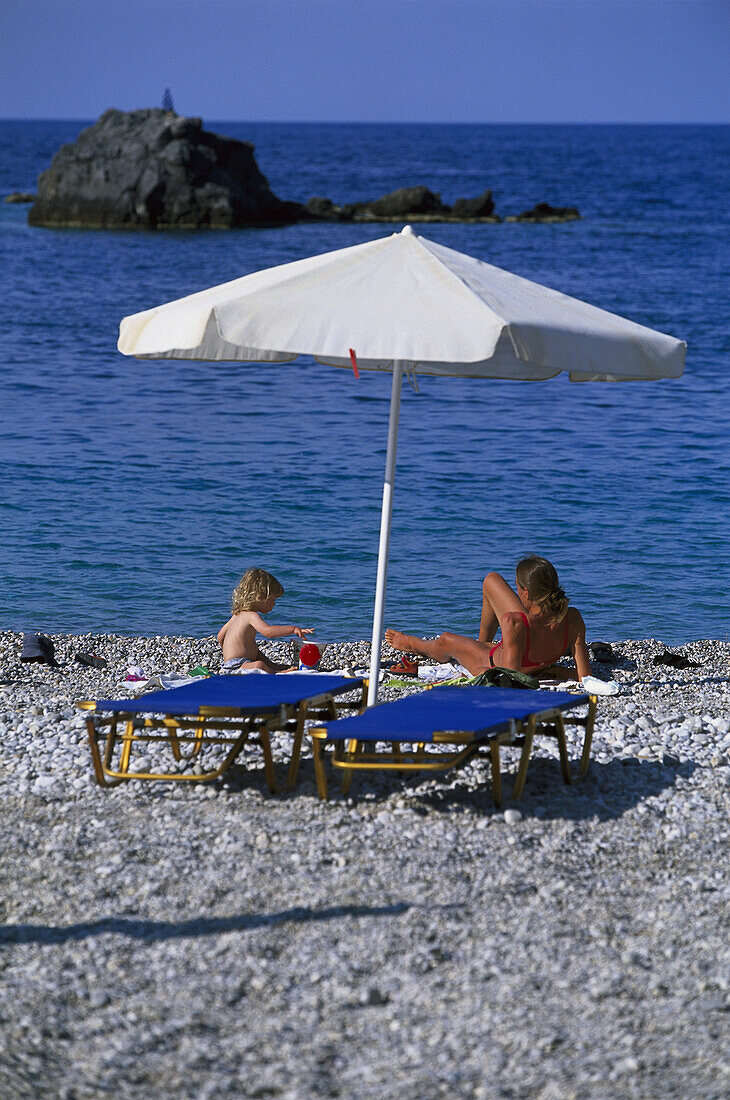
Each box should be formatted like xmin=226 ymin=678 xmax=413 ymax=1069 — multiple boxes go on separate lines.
xmin=652 ymin=650 xmax=700 ymax=670
xmin=471 ymin=667 xmax=540 ymax=690
xmin=20 ymin=633 xmax=59 ymax=668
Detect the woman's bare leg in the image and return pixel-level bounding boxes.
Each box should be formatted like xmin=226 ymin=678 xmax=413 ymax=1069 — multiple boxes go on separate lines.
xmin=385 ymin=629 xmax=452 ymax=662
xmin=239 ymin=658 xmax=297 ymax=674
xmin=385 ymin=629 xmax=493 ymax=676
xmin=478 ymin=572 xmax=525 ymax=642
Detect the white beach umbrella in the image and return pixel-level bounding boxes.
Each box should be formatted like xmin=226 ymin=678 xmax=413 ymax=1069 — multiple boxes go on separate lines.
xmin=118 ymin=225 xmax=686 ymax=702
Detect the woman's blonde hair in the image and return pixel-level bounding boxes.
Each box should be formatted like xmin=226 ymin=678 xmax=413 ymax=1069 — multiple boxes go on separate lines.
xmin=232 ymin=568 xmax=284 ymax=612
xmin=515 ymin=555 xmax=569 ymax=624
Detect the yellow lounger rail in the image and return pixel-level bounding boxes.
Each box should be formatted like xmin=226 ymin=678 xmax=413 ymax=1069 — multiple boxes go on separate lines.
xmin=310 ymin=696 xmax=597 ymax=807
xmin=78 ymin=682 xmax=368 ymax=792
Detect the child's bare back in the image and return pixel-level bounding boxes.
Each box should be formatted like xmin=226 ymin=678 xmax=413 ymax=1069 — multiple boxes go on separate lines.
xmin=218 ymin=611 xmax=264 ymax=663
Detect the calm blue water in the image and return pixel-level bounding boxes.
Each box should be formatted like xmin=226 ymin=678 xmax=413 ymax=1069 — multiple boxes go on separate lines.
xmin=1 ymin=121 xmax=728 ymax=643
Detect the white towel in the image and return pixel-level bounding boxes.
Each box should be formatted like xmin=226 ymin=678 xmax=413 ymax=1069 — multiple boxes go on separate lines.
xmin=417 ymin=662 xmax=468 ymax=682
xmin=580 ymin=674 xmax=620 ymax=696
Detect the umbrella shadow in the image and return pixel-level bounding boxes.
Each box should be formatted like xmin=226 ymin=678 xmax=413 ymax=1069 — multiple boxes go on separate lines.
xmin=0 ymin=901 xmax=410 ymax=947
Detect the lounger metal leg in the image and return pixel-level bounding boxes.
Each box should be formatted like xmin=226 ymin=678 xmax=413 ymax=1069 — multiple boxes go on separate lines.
xmin=169 ymin=719 xmax=204 ymax=760
xmin=85 ymin=718 xmax=125 ymax=788
xmin=490 ymin=740 xmax=502 ymax=808
xmin=86 ymin=706 xmax=284 ymax=790
xmin=285 ymin=705 xmax=308 ymax=791
xmin=512 ymin=717 xmax=536 ymax=800
xmin=286 ymin=697 xmax=337 ymax=792
xmin=578 ymin=697 xmax=597 ymax=779
xmin=312 ymin=738 xmax=329 ymax=800
xmin=118 ymin=719 xmax=135 ymax=776
xmin=102 ymin=718 xmax=120 ymax=772
xmin=340 ymin=741 xmax=360 ymax=796
xmin=161 ymin=717 xmax=204 ymax=762
xmin=192 ymin=720 xmax=205 ymax=758
xmin=555 ymin=715 xmax=572 ymax=785
xmin=166 ymin=720 xmax=183 ymax=761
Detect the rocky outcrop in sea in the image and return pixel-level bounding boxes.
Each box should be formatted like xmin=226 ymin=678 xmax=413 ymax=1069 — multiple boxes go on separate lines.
xmin=506 ymin=201 xmax=581 ymax=222
xmin=26 ymin=109 xmax=581 ymax=230
xmin=305 ymin=185 xmax=499 ymax=223
xmin=28 ymin=108 xmax=303 ymax=229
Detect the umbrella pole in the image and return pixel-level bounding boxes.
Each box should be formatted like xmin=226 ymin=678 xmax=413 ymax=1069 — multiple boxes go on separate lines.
xmin=367 ymin=361 xmax=404 ymax=706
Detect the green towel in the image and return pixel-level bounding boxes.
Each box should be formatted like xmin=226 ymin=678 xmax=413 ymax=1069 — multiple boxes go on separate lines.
xmin=385 ymin=668 xmax=539 ymax=691
xmin=470 ymin=667 xmax=540 ymax=690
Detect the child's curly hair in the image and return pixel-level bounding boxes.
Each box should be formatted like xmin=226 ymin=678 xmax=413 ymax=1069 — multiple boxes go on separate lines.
xmin=232 ymin=568 xmax=284 ymax=613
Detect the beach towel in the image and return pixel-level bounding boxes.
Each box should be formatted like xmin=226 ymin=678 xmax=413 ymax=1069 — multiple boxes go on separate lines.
xmin=417 ymin=661 xmax=469 ymax=682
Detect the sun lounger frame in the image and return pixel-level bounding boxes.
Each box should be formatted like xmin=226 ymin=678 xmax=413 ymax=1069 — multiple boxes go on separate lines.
xmin=78 ymin=678 xmax=367 ymax=791
xmin=310 ymin=691 xmax=597 ymax=807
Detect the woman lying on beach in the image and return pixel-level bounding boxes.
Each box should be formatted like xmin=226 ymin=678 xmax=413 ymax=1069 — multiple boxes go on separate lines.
xmin=386 ymin=555 xmax=592 ymax=682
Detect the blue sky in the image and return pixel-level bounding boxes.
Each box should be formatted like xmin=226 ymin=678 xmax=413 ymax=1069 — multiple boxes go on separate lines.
xmin=1 ymin=0 xmax=728 ymax=122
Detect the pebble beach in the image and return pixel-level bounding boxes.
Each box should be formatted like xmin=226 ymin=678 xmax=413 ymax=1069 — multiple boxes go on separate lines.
xmin=1 ymin=630 xmax=730 ymax=1098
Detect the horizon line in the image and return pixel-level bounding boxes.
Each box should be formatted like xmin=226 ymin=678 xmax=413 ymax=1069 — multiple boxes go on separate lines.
xmin=1 ymin=116 xmax=728 ymax=127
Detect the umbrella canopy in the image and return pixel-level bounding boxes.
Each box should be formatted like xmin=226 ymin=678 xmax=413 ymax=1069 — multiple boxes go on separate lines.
xmin=118 ymin=226 xmax=686 ymax=701
xmin=120 ymin=225 xmax=685 ymax=382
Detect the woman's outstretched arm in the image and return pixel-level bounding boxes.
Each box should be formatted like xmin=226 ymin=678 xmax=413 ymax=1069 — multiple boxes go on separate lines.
xmin=570 ymin=610 xmax=592 ymax=680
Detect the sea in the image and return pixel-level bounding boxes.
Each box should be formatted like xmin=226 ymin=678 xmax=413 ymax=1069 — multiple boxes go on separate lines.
xmin=0 ymin=120 xmax=728 ymax=645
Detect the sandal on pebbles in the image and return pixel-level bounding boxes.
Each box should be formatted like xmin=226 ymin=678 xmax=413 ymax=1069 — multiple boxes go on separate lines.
xmin=387 ymin=655 xmax=419 ymax=677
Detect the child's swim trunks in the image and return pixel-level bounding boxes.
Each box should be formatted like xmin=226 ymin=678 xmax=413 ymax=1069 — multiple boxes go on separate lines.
xmin=223 ymin=656 xmax=256 ymax=671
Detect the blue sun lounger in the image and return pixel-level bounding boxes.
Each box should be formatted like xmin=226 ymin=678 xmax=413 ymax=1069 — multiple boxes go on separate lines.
xmin=78 ymin=673 xmax=366 ymax=791
xmin=310 ymin=686 xmax=597 ymax=806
